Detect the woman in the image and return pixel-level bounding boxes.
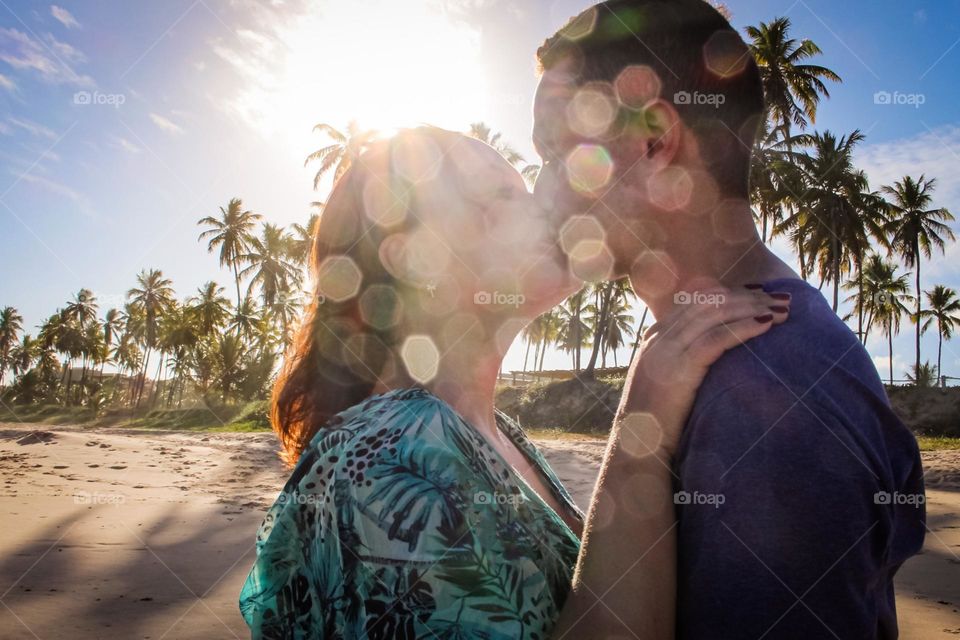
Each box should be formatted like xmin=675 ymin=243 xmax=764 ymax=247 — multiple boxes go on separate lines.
xmin=239 ymin=127 xmax=789 ymax=639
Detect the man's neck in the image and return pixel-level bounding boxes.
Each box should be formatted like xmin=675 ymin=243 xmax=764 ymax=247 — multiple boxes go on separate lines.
xmin=629 ymin=199 xmax=799 ymax=319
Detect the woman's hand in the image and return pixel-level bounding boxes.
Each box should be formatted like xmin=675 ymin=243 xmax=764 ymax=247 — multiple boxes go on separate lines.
xmin=551 ymin=285 xmax=791 ymax=640
xmin=617 ymin=286 xmax=791 ymax=460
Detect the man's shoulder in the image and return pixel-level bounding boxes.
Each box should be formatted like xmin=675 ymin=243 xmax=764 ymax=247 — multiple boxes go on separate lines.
xmin=694 ymin=278 xmax=885 ymax=411
xmin=678 ymin=279 xmax=913 ymax=473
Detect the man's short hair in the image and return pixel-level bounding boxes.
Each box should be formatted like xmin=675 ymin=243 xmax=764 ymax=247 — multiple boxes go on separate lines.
xmin=537 ymin=0 xmax=765 ymax=196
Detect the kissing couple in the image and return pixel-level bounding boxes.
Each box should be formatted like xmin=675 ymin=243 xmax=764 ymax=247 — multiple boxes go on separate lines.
xmin=239 ymin=1 xmax=926 ymax=638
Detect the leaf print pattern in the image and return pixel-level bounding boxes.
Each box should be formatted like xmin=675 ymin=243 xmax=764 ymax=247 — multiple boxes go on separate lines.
xmin=239 ymin=387 xmax=583 ymax=639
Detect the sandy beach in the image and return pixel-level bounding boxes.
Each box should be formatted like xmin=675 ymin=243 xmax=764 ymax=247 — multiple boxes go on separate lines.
xmin=1 ymin=423 xmax=957 ymax=639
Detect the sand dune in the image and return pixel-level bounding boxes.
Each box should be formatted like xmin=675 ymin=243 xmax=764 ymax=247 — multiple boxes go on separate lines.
xmin=0 ymin=424 xmax=957 ymax=639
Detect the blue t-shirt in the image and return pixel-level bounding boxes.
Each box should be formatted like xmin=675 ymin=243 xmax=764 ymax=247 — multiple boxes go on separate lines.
xmin=675 ymin=278 xmax=925 ymax=639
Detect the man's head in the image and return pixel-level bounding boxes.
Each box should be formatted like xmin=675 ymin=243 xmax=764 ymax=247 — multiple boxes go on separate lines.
xmin=533 ymin=0 xmax=765 ymax=273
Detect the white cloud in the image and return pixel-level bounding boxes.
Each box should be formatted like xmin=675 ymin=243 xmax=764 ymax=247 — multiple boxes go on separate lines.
xmin=0 ymin=73 xmax=14 ymax=92
xmin=0 ymin=27 xmax=93 ymax=86
xmin=12 ymin=171 xmax=96 ymax=217
xmin=6 ymin=116 xmax=57 ymax=140
xmin=149 ymin=113 xmax=184 ymax=135
xmin=111 ymin=135 xmax=141 ymax=154
xmin=856 ymin=124 xmax=960 ymax=282
xmin=50 ymin=6 xmax=81 ymax=29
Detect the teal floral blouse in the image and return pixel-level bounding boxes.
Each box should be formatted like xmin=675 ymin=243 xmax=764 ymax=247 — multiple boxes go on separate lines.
xmin=239 ymin=387 xmax=584 ymax=640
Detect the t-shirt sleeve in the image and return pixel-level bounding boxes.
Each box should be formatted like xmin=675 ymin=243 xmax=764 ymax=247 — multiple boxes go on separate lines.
xmin=674 ymin=375 xmax=925 ymax=639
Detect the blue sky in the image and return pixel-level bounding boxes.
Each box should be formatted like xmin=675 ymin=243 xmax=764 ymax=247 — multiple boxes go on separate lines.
xmin=1 ymin=0 xmax=959 ymax=380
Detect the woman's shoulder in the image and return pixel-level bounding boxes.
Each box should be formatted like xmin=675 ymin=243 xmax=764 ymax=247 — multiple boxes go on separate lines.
xmin=304 ymin=386 xmax=466 ymax=456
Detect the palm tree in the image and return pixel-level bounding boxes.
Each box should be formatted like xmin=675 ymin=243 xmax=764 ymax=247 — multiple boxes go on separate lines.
xmin=601 ymin=293 xmax=635 ymax=368
xmin=864 ymin=259 xmax=913 ymax=385
xmin=97 ymin=308 xmax=124 ymax=383
xmin=918 ymin=285 xmax=960 ymax=380
xmin=556 ymin=289 xmax=590 ymax=372
xmin=467 ymin=122 xmax=525 ymax=166
xmin=290 ymin=203 xmax=323 ymax=267
xmin=239 ymin=223 xmax=302 ymax=309
xmin=584 ymin=279 xmax=635 ymax=375
xmin=9 ymin=333 xmax=37 ymax=378
xmin=189 ymin=281 xmax=232 ymax=338
xmin=778 ymin=130 xmax=884 ymax=312
xmin=906 ymin=362 xmax=938 ymax=388
xmin=213 ymin=333 xmax=246 ymax=402
xmin=882 ymin=175 xmax=955 ymax=374
xmin=127 ymin=269 xmax=175 ymax=408
xmin=197 ymin=198 xmax=262 ymax=315
xmin=62 ymin=289 xmax=101 ymax=399
xmin=229 ymin=295 xmax=260 ymax=343
xmin=305 ymin=121 xmax=378 ymax=189
xmin=746 ymin=17 xmax=841 ymax=140
xmin=749 ymin=122 xmax=797 ymax=244
xmin=0 ymin=307 xmax=24 ymax=386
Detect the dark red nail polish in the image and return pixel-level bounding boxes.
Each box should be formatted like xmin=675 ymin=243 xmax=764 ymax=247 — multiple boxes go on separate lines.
xmin=744 ymin=283 xmax=763 ymax=290
xmin=769 ymin=292 xmax=791 ymax=301
xmin=754 ymin=314 xmax=774 ymax=323
xmin=769 ymin=305 xmax=789 ymax=314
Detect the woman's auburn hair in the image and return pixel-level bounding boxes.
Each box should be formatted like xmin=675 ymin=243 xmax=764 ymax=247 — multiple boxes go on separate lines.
xmin=271 ymin=127 xmax=457 ymax=467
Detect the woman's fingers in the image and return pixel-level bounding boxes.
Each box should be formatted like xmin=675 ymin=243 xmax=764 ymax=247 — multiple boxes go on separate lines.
xmin=668 ymin=289 xmax=790 ymax=348
xmin=684 ymin=312 xmax=780 ymax=368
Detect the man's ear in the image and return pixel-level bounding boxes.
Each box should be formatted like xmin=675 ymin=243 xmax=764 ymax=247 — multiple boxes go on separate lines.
xmin=638 ymin=98 xmax=683 ymax=167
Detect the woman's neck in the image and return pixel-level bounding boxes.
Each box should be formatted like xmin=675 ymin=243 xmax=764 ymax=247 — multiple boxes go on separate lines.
xmin=373 ymin=319 xmax=511 ymax=442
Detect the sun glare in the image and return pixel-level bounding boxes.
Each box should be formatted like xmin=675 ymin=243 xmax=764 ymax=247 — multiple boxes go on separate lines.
xmin=234 ymin=1 xmax=489 ymax=149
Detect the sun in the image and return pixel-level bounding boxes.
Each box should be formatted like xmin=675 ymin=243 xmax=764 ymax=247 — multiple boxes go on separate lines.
xmin=234 ymin=1 xmax=490 ymax=150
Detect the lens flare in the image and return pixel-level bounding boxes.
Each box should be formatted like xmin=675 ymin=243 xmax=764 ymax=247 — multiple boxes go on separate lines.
xmin=401 ymin=335 xmax=440 ymax=383
xmin=359 ymin=284 xmax=403 ymax=330
xmin=565 ymin=144 xmax=614 ymax=195
xmin=615 ymin=65 xmax=662 ymax=110
xmin=363 ymin=180 xmax=408 ymax=228
xmin=317 ymin=255 xmax=363 ymax=302
xmin=567 ymin=86 xmax=618 ymax=138
xmin=703 ymin=30 xmax=749 ymax=79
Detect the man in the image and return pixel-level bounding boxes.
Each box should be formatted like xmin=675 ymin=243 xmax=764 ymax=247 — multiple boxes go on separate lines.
xmin=532 ymin=1 xmax=926 ymax=637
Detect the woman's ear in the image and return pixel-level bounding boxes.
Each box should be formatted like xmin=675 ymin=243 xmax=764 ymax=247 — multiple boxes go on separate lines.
xmin=377 ymin=233 xmax=408 ymax=282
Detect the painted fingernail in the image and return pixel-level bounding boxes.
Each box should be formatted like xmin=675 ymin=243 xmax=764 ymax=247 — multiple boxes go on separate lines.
xmin=769 ymin=305 xmax=789 ymax=314
xmin=754 ymin=313 xmax=774 ymax=323
xmin=769 ymin=292 xmax=791 ymax=301
xmin=744 ymin=283 xmax=764 ymax=290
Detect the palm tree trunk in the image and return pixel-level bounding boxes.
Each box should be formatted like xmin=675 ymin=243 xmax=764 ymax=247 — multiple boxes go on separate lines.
xmin=831 ymin=226 xmax=840 ymax=312
xmin=136 ymin=349 xmax=151 ymax=409
xmin=888 ymin=327 xmax=894 ymax=385
xmin=538 ymin=337 xmax=547 ymax=372
xmin=584 ymin=287 xmax=612 ymax=376
xmin=915 ymin=247 xmax=921 ymax=375
xmin=857 ymin=253 xmax=865 ymax=343
xmin=937 ymin=322 xmax=943 ymax=381
xmin=629 ymin=307 xmax=649 ymax=364
xmin=523 ymin=340 xmax=531 ymax=373
xmin=150 ymin=352 xmax=165 ymax=408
